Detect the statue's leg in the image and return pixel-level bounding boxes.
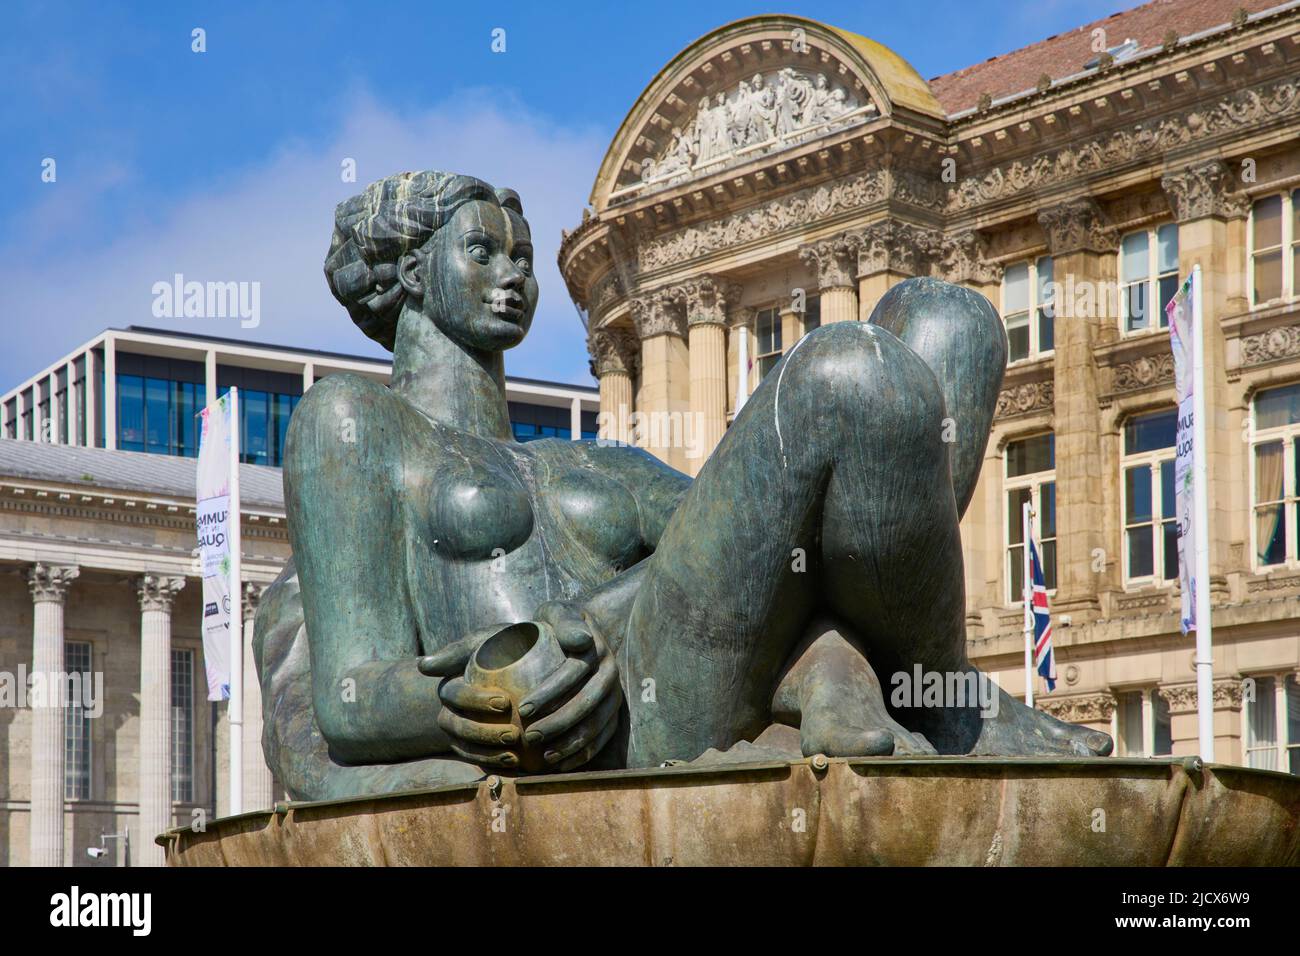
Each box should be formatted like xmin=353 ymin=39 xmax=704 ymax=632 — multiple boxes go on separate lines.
xmin=620 ymin=321 xmax=1109 ymax=766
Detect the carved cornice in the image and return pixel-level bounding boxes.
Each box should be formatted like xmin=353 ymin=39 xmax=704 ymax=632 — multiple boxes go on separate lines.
xmin=1037 ymin=198 xmax=1118 ymax=255
xmin=995 ymin=380 xmax=1054 ymax=419
xmin=28 ymin=562 xmax=79 ymax=605
xmin=1159 ymin=679 xmax=1245 ymax=713
xmin=798 ymin=233 xmax=860 ymax=291
xmin=630 ymin=287 xmax=687 ymax=340
xmin=1112 ymin=353 xmax=1175 ymax=394
xmin=1241 ymin=325 xmax=1300 ymax=368
xmin=138 ymin=573 xmax=186 ymax=613
xmin=588 ymin=326 xmax=641 ymax=378
xmin=935 ymin=230 xmax=1002 ymax=285
xmin=1161 ymin=159 xmax=1251 ymax=222
xmin=640 ymin=169 xmax=888 ymax=271
xmin=1038 ymin=692 xmax=1116 ymax=723
xmin=853 ymin=220 xmax=943 ymax=277
xmin=947 ymin=74 xmax=1300 ymax=213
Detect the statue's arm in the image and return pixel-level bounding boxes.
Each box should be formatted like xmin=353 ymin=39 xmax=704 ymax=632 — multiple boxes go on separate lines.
xmin=284 ymin=374 xmax=450 ymax=765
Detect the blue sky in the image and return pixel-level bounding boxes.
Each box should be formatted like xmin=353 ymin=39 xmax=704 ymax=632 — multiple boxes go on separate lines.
xmin=0 ymin=0 xmax=1122 ymax=388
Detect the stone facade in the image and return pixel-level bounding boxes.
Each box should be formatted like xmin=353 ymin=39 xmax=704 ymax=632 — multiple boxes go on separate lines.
xmin=562 ymin=5 xmax=1300 ymax=767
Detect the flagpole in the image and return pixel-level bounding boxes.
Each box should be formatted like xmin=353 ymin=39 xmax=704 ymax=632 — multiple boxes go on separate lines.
xmin=1023 ymin=500 xmax=1034 ymax=709
xmin=227 ymin=387 xmax=244 ymax=815
xmin=1191 ymin=265 xmax=1214 ymax=761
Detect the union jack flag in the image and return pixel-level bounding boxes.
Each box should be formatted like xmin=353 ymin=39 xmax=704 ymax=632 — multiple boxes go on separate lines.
xmin=1028 ymin=534 xmax=1056 ymax=692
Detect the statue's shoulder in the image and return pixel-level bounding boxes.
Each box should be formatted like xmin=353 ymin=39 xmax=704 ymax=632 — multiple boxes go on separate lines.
xmin=286 ymin=373 xmax=405 ymax=480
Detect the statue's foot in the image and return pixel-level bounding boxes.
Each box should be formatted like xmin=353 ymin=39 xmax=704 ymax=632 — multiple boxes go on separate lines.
xmin=970 ymin=686 xmax=1113 ymax=757
xmin=799 ymin=702 xmax=936 ymax=757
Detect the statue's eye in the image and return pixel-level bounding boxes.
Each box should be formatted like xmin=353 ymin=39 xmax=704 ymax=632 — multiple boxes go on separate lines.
xmin=467 ymin=243 xmax=489 ymax=263
xmin=515 ymin=257 xmax=532 ymax=276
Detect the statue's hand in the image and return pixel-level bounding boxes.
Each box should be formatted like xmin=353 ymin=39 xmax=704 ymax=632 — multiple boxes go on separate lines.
xmin=420 ymin=602 xmax=622 ymax=771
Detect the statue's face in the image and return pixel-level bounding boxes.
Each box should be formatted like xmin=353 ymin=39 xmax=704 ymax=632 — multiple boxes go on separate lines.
xmin=426 ymin=199 xmax=537 ymax=352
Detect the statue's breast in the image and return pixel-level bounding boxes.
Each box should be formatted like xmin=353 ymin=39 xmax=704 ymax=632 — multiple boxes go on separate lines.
xmin=426 ymin=458 xmax=535 ymax=561
xmin=538 ymin=468 xmax=643 ymax=572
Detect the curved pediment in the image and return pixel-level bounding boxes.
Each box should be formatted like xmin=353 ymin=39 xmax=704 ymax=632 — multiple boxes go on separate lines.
xmin=591 ymin=15 xmax=945 ymax=211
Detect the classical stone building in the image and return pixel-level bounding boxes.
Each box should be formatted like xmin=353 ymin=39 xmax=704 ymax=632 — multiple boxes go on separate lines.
xmin=561 ymin=2 xmax=1300 ymax=768
xmin=0 ymin=327 xmax=598 ymax=866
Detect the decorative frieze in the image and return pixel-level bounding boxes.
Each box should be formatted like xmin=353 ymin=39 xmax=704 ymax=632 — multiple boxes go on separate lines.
xmin=947 ymin=74 xmax=1300 ymax=213
xmin=1161 ymin=159 xmax=1251 ymax=222
xmin=1112 ymin=353 xmax=1175 ymax=394
xmin=1037 ymin=198 xmax=1118 ymax=255
xmin=588 ymin=326 xmax=641 ymax=377
xmin=1241 ymin=325 xmax=1300 ymax=368
xmin=994 ymin=381 xmax=1054 ymax=419
xmin=1038 ymin=692 xmax=1116 ymax=724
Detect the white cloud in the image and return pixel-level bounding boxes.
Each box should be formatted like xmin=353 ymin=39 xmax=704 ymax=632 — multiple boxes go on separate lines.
xmin=0 ymin=88 xmax=607 ymax=389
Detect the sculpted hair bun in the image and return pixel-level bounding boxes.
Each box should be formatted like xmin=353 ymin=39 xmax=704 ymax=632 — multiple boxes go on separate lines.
xmin=324 ymin=170 xmax=511 ymax=351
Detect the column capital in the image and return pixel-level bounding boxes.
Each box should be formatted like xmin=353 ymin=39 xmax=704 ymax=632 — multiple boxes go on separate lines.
xmin=1037 ymin=197 xmax=1118 ymax=255
xmin=138 ymin=573 xmax=186 ymax=613
xmin=682 ymin=276 xmax=742 ymax=328
xmin=28 ymin=563 xmax=79 ymax=605
xmin=852 ymin=220 xmax=942 ymax=278
xmin=629 ymin=286 xmax=687 ymax=340
xmin=936 ymin=230 xmax=1003 ymax=285
xmin=798 ymin=233 xmax=858 ymax=291
xmin=242 ymin=581 xmax=265 ymax=623
xmin=1161 ymin=159 xmax=1251 ymax=222
xmin=1158 ymin=678 xmax=1246 ymax=714
xmin=587 ymin=325 xmax=640 ymax=378
xmin=1037 ymin=691 xmax=1117 ymax=724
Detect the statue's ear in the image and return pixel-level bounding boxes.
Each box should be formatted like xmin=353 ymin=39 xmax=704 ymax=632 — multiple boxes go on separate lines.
xmin=397 ymin=252 xmax=423 ymax=297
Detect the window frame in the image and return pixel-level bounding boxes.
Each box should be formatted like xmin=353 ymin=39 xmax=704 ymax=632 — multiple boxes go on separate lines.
xmin=1113 ymin=687 xmax=1173 ymax=758
xmin=1000 ymin=256 xmax=1055 ymax=364
xmin=1120 ymin=409 xmax=1179 ymax=588
xmin=170 ymin=647 xmax=195 ymax=804
xmin=1004 ymin=433 xmax=1057 ymax=606
xmin=1118 ymin=223 xmax=1180 ymax=336
xmin=64 ymin=640 xmax=93 ymax=800
xmin=1243 ymin=673 xmax=1300 ymax=774
xmin=754 ymin=306 xmax=783 ymax=382
xmin=1249 ymin=383 xmax=1300 ymax=571
xmin=1248 ymin=190 xmax=1298 ymax=308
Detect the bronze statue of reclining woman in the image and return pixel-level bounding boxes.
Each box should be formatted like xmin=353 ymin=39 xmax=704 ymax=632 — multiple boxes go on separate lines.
xmin=254 ymin=170 xmax=1112 ymax=802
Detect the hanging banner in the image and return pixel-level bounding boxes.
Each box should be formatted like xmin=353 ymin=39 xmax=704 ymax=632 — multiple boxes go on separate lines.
xmin=1167 ymin=272 xmax=1197 ymax=635
xmin=197 ymin=392 xmax=235 ymax=701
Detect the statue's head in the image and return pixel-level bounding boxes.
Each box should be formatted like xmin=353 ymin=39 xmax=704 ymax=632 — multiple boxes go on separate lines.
xmin=325 ymin=170 xmax=537 ymax=353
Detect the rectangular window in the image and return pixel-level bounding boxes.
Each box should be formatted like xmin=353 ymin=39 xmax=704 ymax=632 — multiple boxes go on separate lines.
xmin=1001 ymin=258 xmax=1054 ymax=362
xmin=1005 ymin=434 xmax=1056 ymax=602
xmin=64 ymin=641 xmax=93 ymax=799
xmin=1251 ymin=382 xmax=1300 ymax=568
xmin=74 ymin=357 xmax=87 ymax=447
xmin=1116 ymin=688 xmax=1173 ymax=757
xmin=755 ymin=307 xmax=782 ymax=380
xmin=1252 ymin=194 xmax=1284 ymax=305
xmin=171 ymin=648 xmax=194 ymax=803
xmin=1122 ymin=409 xmax=1179 ymax=584
xmin=1121 ymin=225 xmax=1179 ymax=333
xmin=1244 ymin=674 xmax=1300 ymax=774
xmin=803 ymin=294 xmax=821 ymax=334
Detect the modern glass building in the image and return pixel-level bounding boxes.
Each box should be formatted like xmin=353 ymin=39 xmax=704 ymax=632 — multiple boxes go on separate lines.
xmin=0 ymin=326 xmax=599 ymax=466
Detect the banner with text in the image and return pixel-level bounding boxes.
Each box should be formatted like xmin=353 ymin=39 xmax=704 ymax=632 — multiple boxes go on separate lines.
xmin=197 ymin=392 xmax=234 ymax=701
xmin=1167 ymin=272 xmax=1197 ymax=635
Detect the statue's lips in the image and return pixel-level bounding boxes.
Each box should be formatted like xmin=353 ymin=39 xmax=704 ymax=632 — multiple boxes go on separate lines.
xmin=485 ymin=292 xmax=526 ymax=321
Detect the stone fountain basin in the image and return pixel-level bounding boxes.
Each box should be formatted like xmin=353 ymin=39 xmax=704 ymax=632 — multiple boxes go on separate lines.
xmin=161 ymin=757 xmax=1300 ymax=866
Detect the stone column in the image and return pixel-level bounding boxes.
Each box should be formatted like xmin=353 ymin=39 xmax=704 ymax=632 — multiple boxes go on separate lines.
xmin=136 ymin=573 xmax=185 ymax=866
xmin=587 ymin=326 xmax=639 ymax=446
xmin=1037 ymin=198 xmax=1118 ymax=618
xmin=241 ymin=583 xmax=274 ymax=811
xmin=683 ymin=278 xmax=736 ymax=474
xmin=1162 ymin=160 xmax=1251 ymax=596
xmin=630 ymin=288 xmax=689 ymax=471
xmin=799 ymin=234 xmax=858 ymax=324
xmin=854 ymin=221 xmax=940 ymax=320
xmin=28 ymin=563 xmax=79 ymax=867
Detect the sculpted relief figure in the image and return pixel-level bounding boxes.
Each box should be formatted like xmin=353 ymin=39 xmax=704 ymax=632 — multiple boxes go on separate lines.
xmin=254 ymin=170 xmax=1112 ymax=802
xmin=641 ymin=65 xmax=862 ymax=186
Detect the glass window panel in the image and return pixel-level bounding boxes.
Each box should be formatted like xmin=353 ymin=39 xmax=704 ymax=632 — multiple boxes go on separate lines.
xmin=1252 ymin=195 xmax=1282 ymax=249
xmin=1006 ymin=434 xmax=1054 ymax=477
xmin=1125 ymin=465 xmax=1153 ymax=523
xmin=1158 ymin=274 xmax=1179 ymax=323
xmin=1008 ymin=545 xmax=1024 ymax=601
xmin=1035 ymin=257 xmax=1054 ymax=300
xmin=1255 ymin=384 xmax=1300 ymax=430
xmin=756 ymin=308 xmax=780 ymax=354
xmin=1255 ymin=441 xmax=1285 ymax=503
xmin=144 ymin=377 xmax=169 ymax=454
xmin=1007 ymin=487 xmax=1031 ymax=544
xmin=1003 ymin=262 xmax=1029 ymax=314
xmin=804 ymin=295 xmax=820 ymax=332
xmin=1128 ymin=525 xmax=1154 ymax=578
xmin=64 ymin=641 xmax=92 ymax=799
xmin=1156 ymin=224 xmax=1179 ymax=274
xmin=1119 ymin=691 xmax=1144 ymax=756
xmin=1162 ymin=521 xmax=1179 ymax=581
xmin=1124 ymin=280 xmax=1149 ymax=331
xmin=1005 ymin=311 xmax=1029 ymax=362
xmin=243 ymin=390 xmax=269 ymax=465
xmin=1153 ymin=692 xmax=1173 ymax=756
xmin=1121 ymin=231 xmax=1149 ymax=282
xmin=1286 ymin=676 xmax=1300 ymax=775
xmin=1160 ymin=459 xmax=1175 ymax=518
xmin=1254 ymin=250 xmax=1283 ymax=303
xmin=1040 ymin=482 xmax=1056 ymax=539
xmin=117 ymin=374 xmax=144 ymax=451
xmin=1040 ymin=539 xmax=1057 ymax=590
xmin=1257 ymin=503 xmax=1286 ymax=566
xmin=1124 ymin=409 xmax=1177 ymax=454
xmin=171 ymin=649 xmax=194 ymax=803
xmin=1037 ymin=308 xmax=1054 ymax=353
xmin=1247 ymin=676 xmax=1278 ymax=770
